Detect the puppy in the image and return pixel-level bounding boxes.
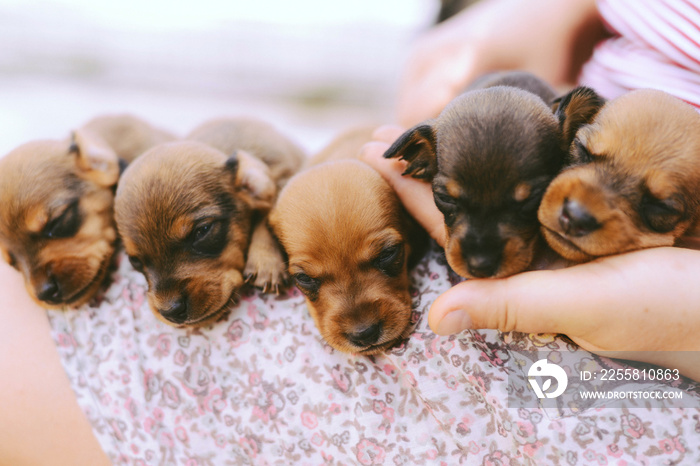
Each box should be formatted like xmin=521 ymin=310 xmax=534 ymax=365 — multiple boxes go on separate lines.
xmin=0 ymin=114 xmax=174 ymax=308
xmin=269 ymin=127 xmax=426 ymax=355
xmin=539 ymin=89 xmax=700 ymax=261
xmin=384 ymin=71 xmax=602 ymax=278
xmin=115 ymin=118 xmax=304 ymax=327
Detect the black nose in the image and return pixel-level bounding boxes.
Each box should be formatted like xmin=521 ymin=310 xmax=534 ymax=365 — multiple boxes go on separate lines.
xmin=346 ymin=322 xmax=383 ymax=347
xmin=559 ymin=198 xmax=601 ymax=237
xmin=158 ymin=297 xmax=188 ymax=324
xmin=466 ymin=253 xmax=500 ymax=278
xmin=37 ymin=275 xmax=62 ymax=304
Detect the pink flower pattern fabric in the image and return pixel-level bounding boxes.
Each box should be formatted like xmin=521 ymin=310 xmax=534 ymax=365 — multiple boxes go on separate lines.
xmin=48 ymin=246 xmax=700 ymax=465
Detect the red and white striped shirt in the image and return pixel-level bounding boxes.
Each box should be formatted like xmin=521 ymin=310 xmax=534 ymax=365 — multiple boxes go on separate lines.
xmin=578 ymin=0 xmax=700 ymax=109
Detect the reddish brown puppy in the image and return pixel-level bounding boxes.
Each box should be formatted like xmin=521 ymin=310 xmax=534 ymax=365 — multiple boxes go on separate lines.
xmin=0 ymin=114 xmax=174 ymax=308
xmin=115 ymin=118 xmax=304 ymax=327
xmin=270 ymin=128 xmax=426 ymax=355
xmin=539 ymin=89 xmax=700 ymax=261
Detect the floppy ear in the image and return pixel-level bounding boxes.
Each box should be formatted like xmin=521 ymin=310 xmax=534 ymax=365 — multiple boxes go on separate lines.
xmin=70 ymin=128 xmax=121 ymax=187
xmin=553 ymin=86 xmax=605 ymax=150
xmin=225 ymin=150 xmax=276 ymax=211
xmin=383 ymin=122 xmax=438 ymax=180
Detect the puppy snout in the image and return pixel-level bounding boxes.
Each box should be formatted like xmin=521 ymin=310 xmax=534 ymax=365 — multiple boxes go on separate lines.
xmin=346 ymin=322 xmax=383 ymax=347
xmin=158 ymin=296 xmax=188 ymax=324
xmin=559 ymin=198 xmax=601 ymax=237
xmin=37 ymin=274 xmax=62 ymax=304
xmin=466 ymin=253 xmax=501 ymax=278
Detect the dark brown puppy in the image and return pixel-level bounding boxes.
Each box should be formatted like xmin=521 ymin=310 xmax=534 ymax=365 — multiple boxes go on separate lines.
xmin=269 ymin=127 xmax=426 ymax=355
xmin=0 ymin=114 xmax=174 ymax=308
xmin=539 ymin=89 xmax=700 ymax=261
xmin=384 ymin=71 xmax=602 ymax=279
xmin=115 ymin=118 xmax=304 ymax=327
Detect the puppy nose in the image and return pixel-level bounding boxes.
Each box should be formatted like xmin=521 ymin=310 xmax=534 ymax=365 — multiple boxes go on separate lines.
xmin=467 ymin=254 xmax=500 ymax=278
xmin=158 ymin=297 xmax=188 ymax=324
xmin=346 ymin=322 xmax=383 ymax=347
xmin=37 ymin=275 xmax=62 ymax=303
xmin=560 ymin=198 xmax=601 ymax=237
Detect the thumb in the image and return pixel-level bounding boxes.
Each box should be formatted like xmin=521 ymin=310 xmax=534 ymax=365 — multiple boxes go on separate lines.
xmin=429 ymin=269 xmax=587 ymax=336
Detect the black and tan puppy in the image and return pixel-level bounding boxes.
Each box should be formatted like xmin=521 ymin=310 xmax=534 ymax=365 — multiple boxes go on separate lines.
xmin=539 ymin=89 xmax=700 ymax=261
xmin=384 ymin=71 xmax=602 ymax=278
xmin=269 ymin=127 xmax=426 ymax=355
xmin=0 ymin=114 xmax=174 ymax=308
xmin=115 ymin=118 xmax=304 ymax=327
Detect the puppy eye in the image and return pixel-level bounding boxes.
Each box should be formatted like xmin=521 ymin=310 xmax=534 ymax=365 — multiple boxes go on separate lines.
xmin=293 ymin=272 xmax=320 ymax=296
xmin=641 ymin=194 xmax=683 ymax=233
xmin=373 ymin=244 xmax=404 ymax=277
xmin=128 ymin=255 xmax=144 ymax=271
xmin=190 ymin=220 xmax=227 ymax=256
xmin=573 ymin=139 xmax=594 ymax=164
xmin=433 ymin=191 xmax=456 ymax=208
xmin=42 ymin=200 xmax=81 ymax=239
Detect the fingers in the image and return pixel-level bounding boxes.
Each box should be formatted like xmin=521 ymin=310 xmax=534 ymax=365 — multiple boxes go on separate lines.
xmin=428 ymin=267 xmax=596 ymax=336
xmin=429 ymin=247 xmax=700 ymax=353
xmin=360 ymin=131 xmax=447 ymax=247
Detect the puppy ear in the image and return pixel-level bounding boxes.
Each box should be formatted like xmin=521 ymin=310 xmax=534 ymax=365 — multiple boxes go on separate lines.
xmin=553 ymin=86 xmax=605 ymax=149
xmin=226 ymin=150 xmax=276 ymax=211
xmin=383 ymin=123 xmax=438 ymax=180
xmin=70 ymin=128 xmax=121 ymax=187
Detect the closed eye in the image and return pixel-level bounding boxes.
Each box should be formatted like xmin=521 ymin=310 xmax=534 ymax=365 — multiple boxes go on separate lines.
xmin=372 ymin=243 xmax=404 ymax=277
xmin=293 ymin=272 xmax=321 ymax=300
xmin=573 ymin=139 xmax=594 ymax=164
xmin=641 ymin=194 xmax=683 ymax=233
xmin=190 ymin=220 xmax=227 ymax=256
xmin=42 ymin=199 xmax=81 ymax=239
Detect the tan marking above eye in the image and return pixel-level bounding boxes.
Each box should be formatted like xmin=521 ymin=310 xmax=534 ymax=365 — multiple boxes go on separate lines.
xmin=171 ymin=216 xmax=194 ymax=242
xmin=514 ymin=182 xmax=531 ymax=202
xmin=445 ymin=180 xmax=464 ymax=199
xmin=25 ymin=205 xmax=49 ymax=233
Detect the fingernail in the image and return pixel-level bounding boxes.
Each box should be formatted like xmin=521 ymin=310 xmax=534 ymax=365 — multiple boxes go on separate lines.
xmin=435 ymin=309 xmax=472 ymax=335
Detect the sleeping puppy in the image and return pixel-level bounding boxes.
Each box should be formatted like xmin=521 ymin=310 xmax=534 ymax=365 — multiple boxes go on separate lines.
xmin=186 ymin=118 xmax=305 ymax=291
xmin=269 ymin=127 xmax=426 ymax=355
xmin=539 ymin=89 xmax=700 ymax=261
xmin=384 ymin=71 xmax=603 ymax=278
xmin=0 ymin=114 xmax=174 ymax=308
xmin=115 ymin=118 xmax=304 ymax=327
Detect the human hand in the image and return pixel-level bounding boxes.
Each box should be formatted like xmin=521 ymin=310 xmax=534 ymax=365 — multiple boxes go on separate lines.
xmin=396 ymin=0 xmax=603 ymax=127
xmin=361 ymin=126 xmax=700 ymax=381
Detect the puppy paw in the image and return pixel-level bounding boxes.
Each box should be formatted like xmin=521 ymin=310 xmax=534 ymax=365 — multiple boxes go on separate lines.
xmin=244 ymin=246 xmax=289 ymax=294
xmin=244 ymin=221 xmax=289 ymax=294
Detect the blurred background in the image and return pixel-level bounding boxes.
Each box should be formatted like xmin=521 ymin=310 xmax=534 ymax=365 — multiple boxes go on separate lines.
xmin=0 ymin=0 xmax=442 ymax=156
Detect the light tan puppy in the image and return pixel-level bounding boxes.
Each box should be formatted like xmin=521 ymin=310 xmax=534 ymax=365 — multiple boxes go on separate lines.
xmin=270 ymin=128 xmax=426 ymax=355
xmin=539 ymin=89 xmax=700 ymax=261
xmin=0 ymin=114 xmax=174 ymax=308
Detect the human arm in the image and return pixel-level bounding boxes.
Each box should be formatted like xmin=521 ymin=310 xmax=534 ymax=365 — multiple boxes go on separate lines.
xmin=0 ymin=261 xmax=110 ymax=465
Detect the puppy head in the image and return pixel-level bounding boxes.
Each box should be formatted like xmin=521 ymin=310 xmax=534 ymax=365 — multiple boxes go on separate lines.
xmin=0 ymin=133 xmax=122 ymax=308
xmin=270 ymin=160 xmax=422 ymax=355
xmin=385 ymin=85 xmax=600 ymax=278
xmin=539 ymin=89 xmax=700 ymax=260
xmin=115 ymin=141 xmax=276 ymax=327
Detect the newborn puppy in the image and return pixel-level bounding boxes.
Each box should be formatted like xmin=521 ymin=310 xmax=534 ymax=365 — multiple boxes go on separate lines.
xmin=269 ymin=127 xmax=426 ymax=355
xmin=115 ymin=118 xmax=304 ymax=327
xmin=384 ymin=71 xmax=603 ymax=278
xmin=539 ymin=89 xmax=700 ymax=261
xmin=186 ymin=118 xmax=305 ymax=291
xmin=0 ymin=114 xmax=174 ymax=308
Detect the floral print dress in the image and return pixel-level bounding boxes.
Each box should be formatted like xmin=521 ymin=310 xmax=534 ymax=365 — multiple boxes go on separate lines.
xmin=48 ymin=244 xmax=700 ymax=465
